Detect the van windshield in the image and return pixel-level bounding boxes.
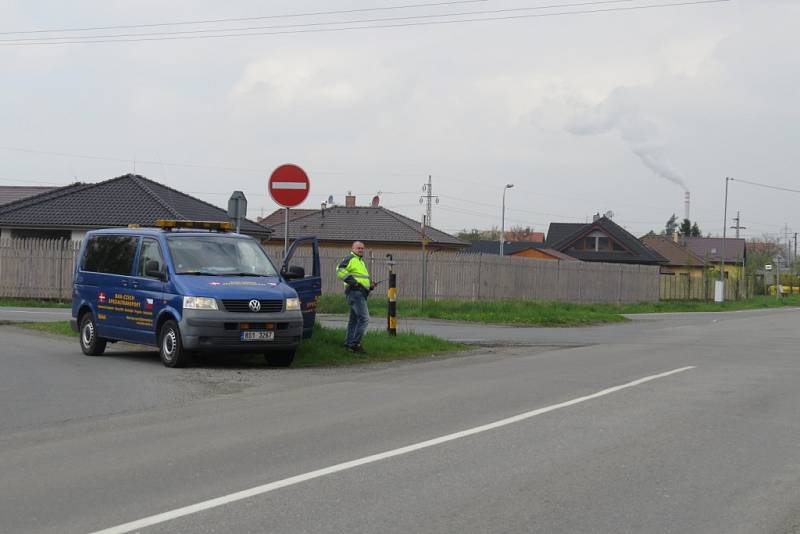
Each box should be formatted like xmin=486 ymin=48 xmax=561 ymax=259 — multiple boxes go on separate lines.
xmin=166 ymin=235 xmax=279 ymax=276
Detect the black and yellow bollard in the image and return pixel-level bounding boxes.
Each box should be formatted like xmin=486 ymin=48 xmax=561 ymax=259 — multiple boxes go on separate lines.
xmin=386 ymin=254 xmax=397 ymax=336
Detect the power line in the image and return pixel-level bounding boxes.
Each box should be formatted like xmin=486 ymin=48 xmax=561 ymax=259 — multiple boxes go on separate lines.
xmin=438 ymin=193 xmax=585 ymax=221
xmin=731 ymin=177 xmax=800 ymax=195
xmin=0 ymin=1 xmax=632 ymax=43
xmin=0 ymin=0 xmax=487 ymax=35
xmin=0 ymin=1 xmax=732 ymax=46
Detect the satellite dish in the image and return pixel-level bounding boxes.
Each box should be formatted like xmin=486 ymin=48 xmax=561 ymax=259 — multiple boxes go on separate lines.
xmin=327 ymin=195 xmax=334 ymax=205
xmin=604 ymin=210 xmax=614 ymax=219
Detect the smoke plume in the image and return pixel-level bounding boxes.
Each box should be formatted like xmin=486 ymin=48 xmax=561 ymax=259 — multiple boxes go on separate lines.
xmin=566 ymin=90 xmax=688 ymax=192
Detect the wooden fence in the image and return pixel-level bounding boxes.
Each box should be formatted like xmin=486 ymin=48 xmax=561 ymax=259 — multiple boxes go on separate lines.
xmin=0 ymin=239 xmax=81 ymax=299
xmin=1 ymin=239 xmax=662 ymax=303
xmin=267 ymin=245 xmax=660 ymax=304
xmin=658 ymin=273 xmax=753 ymax=301
xmin=3 ymin=239 xmax=759 ymax=303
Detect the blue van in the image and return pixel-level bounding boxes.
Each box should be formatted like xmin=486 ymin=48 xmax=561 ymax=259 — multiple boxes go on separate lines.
xmin=70 ymin=220 xmax=321 ymax=368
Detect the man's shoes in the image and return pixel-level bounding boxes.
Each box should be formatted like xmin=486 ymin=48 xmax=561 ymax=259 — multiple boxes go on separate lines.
xmin=348 ymin=344 xmax=367 ymax=354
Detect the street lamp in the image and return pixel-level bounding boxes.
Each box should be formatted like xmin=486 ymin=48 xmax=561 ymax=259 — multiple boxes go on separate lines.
xmin=500 ymin=184 xmax=514 ymax=256
xmin=716 ymin=176 xmax=731 ymax=302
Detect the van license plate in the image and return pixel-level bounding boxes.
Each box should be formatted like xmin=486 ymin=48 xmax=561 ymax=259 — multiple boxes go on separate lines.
xmin=241 ymin=331 xmax=274 ymax=341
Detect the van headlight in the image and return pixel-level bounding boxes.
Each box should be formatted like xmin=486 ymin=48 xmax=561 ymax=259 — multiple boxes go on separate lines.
xmin=183 ymin=296 xmax=218 ymax=310
xmin=285 ymin=298 xmax=301 ymax=311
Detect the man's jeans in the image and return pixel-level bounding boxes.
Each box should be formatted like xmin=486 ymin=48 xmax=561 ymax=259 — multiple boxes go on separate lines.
xmin=345 ymin=289 xmax=370 ymax=347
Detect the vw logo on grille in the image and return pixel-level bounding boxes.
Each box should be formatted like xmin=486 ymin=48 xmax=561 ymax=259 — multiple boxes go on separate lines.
xmin=248 ymin=299 xmax=261 ymax=312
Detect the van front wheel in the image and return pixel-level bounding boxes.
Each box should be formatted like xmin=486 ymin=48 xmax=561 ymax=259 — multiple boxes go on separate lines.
xmin=79 ymin=313 xmax=107 ymax=356
xmin=159 ymin=320 xmax=189 ymax=368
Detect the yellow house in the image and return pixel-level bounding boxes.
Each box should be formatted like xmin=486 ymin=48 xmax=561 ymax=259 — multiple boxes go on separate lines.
xmin=679 ymin=236 xmax=747 ymax=280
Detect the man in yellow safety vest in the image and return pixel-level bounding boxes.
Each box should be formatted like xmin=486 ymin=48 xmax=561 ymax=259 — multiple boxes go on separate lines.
xmin=336 ymin=241 xmax=376 ymax=353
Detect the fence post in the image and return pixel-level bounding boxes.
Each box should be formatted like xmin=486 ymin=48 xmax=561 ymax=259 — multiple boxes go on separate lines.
xmin=58 ymin=240 xmax=64 ymax=300
xmin=476 ymin=253 xmax=482 ymax=300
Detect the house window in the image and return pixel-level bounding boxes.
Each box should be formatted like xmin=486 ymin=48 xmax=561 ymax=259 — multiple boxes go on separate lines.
xmin=568 ymin=231 xmax=625 ymax=253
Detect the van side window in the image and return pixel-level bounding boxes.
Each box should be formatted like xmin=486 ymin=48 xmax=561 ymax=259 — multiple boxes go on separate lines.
xmin=82 ymin=235 xmax=138 ymax=275
xmin=138 ymin=238 xmax=165 ymax=278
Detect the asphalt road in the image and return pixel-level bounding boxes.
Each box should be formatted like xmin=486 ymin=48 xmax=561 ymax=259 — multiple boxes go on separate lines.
xmin=1 ymin=307 xmax=800 ymax=533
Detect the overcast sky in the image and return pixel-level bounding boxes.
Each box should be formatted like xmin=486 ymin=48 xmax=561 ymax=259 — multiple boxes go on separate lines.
xmin=2 ymin=0 xmax=798 ymax=241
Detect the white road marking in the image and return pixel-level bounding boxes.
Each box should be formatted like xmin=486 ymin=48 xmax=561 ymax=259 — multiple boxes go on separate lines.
xmin=91 ymin=366 xmax=695 ymax=534
xmin=271 ymin=181 xmax=307 ymax=189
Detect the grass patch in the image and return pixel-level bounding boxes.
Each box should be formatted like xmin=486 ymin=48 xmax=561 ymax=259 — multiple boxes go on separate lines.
xmin=615 ymin=294 xmax=800 ymax=313
xmin=13 ymin=321 xmax=76 ymax=336
xmin=12 ymin=321 xmax=467 ymax=367
xmin=317 ymin=293 xmax=800 ymax=326
xmin=0 ymin=298 xmax=71 ymax=308
xmin=292 ymin=323 xmax=467 ymax=367
xmin=317 ymin=294 xmax=626 ymax=326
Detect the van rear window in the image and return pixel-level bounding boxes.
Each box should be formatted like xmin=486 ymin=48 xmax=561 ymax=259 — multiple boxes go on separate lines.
xmin=82 ymin=235 xmax=138 ymax=275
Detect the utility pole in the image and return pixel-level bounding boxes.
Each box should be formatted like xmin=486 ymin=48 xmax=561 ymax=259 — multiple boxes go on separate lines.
xmin=730 ymin=211 xmax=746 ymax=239
xmin=794 ymin=232 xmax=798 ymax=270
xmin=784 ymin=224 xmax=791 ymax=259
xmin=419 ymin=175 xmax=439 ymax=227
xmin=718 ymin=177 xmax=730 ymax=302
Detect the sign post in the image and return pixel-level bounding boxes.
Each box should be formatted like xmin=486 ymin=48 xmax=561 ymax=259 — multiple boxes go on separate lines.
xmin=773 ymin=255 xmax=784 ymax=299
xmin=268 ymin=164 xmax=310 ymax=257
xmin=227 ymin=191 xmax=247 ymax=233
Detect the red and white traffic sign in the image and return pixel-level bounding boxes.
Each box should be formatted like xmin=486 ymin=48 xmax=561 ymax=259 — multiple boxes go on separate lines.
xmin=268 ymin=164 xmax=310 ymax=208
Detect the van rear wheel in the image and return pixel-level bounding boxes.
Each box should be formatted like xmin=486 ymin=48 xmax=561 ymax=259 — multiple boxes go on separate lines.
xmin=79 ymin=313 xmax=107 ymax=356
xmin=265 ymin=349 xmax=295 ymax=368
xmin=159 ymin=320 xmax=189 ymax=368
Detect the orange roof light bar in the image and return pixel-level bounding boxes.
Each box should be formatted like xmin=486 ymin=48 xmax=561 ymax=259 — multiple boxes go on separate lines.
xmin=154 ymin=219 xmax=234 ymax=232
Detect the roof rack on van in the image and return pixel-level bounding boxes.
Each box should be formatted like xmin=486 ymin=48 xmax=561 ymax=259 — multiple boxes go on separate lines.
xmin=154 ymin=219 xmax=234 ymax=232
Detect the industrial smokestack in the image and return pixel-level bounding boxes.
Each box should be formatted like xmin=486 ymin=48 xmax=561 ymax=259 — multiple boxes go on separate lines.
xmin=684 ymin=191 xmax=691 ymax=221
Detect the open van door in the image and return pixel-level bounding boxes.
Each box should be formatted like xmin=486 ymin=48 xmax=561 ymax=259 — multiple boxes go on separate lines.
xmin=281 ymin=237 xmax=321 ymax=339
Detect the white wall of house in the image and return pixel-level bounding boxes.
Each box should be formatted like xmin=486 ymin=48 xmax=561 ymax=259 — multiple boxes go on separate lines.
xmin=0 ymin=227 xmax=8 ymax=240
xmin=71 ymin=230 xmax=87 ymax=241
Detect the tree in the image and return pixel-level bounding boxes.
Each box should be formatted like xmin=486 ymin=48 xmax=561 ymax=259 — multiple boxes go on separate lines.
xmin=664 ymin=214 xmax=678 ymax=236
xmin=456 ymin=229 xmax=483 ymax=242
xmin=504 ymin=225 xmax=540 ymax=241
xmin=679 ymin=218 xmax=692 ymax=236
xmin=745 ymin=234 xmax=783 ymax=276
xmin=678 ymin=218 xmax=702 ymax=237
xmin=457 ymin=225 xmax=540 ymax=242
xmin=456 ymin=227 xmax=500 ymax=242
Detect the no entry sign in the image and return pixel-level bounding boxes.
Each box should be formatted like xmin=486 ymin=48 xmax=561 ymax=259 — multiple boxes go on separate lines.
xmin=268 ymin=164 xmax=310 ymax=208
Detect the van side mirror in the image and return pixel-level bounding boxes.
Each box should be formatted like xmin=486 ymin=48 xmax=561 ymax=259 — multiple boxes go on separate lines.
xmin=282 ymin=265 xmax=305 ymax=280
xmin=145 ymin=260 xmax=166 ymax=281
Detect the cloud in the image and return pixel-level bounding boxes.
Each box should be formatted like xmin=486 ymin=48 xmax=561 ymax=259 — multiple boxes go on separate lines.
xmin=230 ymin=50 xmax=363 ymax=110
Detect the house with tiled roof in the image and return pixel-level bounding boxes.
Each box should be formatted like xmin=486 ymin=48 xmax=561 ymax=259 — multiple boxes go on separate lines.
xmin=0 ymin=174 xmax=271 ymax=240
xmin=264 ymin=202 xmax=468 ymax=252
xmin=465 ymin=240 xmax=578 ymax=261
xmin=545 ymin=215 xmax=667 ymax=265
xmin=679 ymin=236 xmax=747 ymax=280
xmin=0 ymin=186 xmax=57 ymax=206
xmin=640 ymin=234 xmax=706 ymax=276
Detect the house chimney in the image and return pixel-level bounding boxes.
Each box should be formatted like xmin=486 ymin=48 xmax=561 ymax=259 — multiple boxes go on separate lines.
xmin=321 ymin=201 xmax=326 ymax=217
xmin=593 ymin=212 xmax=601 ymax=222
xmin=345 ymin=192 xmax=356 ymax=207
xmin=371 ymin=195 xmax=380 ymax=207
